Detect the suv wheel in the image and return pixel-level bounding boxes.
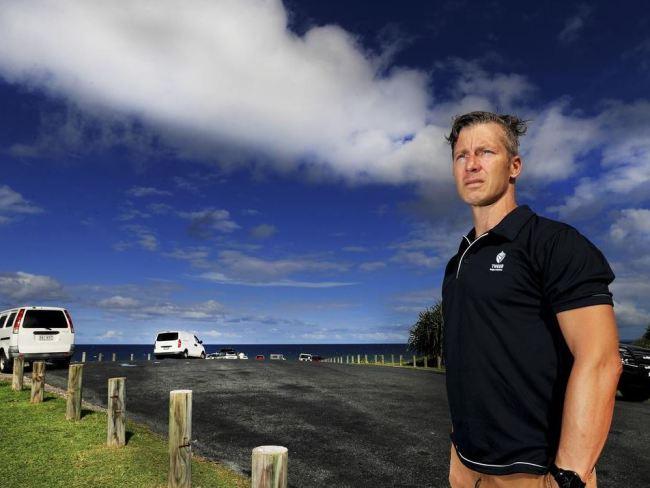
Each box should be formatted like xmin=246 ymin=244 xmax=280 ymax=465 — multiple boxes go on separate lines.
xmin=183 ymin=350 xmax=189 ymax=359
xmin=0 ymin=351 xmax=12 ymax=374
xmin=200 ymin=352 xmax=206 ymax=359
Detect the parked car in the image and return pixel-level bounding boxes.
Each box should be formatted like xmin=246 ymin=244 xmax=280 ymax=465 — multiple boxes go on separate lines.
xmin=311 ymin=355 xmax=323 ymax=362
xmin=0 ymin=306 xmax=75 ymax=372
xmin=269 ymin=353 xmax=286 ymax=360
xmin=154 ymin=331 xmax=205 ymax=359
xmin=298 ymin=353 xmax=312 ymax=362
xmin=207 ymin=348 xmax=240 ymax=359
xmin=618 ymin=343 xmax=650 ymax=401
xmin=238 ymin=352 xmax=248 ymax=359
xmin=255 ymin=354 xmax=265 ymax=361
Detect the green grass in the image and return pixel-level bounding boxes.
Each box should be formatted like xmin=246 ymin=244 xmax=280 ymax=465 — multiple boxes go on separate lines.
xmin=0 ymin=381 xmax=248 ymax=488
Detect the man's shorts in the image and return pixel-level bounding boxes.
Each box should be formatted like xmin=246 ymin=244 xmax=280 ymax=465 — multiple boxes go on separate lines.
xmin=449 ymin=444 xmax=598 ymax=487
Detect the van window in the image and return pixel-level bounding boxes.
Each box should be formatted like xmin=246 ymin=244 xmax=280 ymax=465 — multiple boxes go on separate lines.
xmin=0 ymin=316 xmax=6 ymax=328
xmin=23 ymin=310 xmax=69 ymax=329
xmin=157 ymin=332 xmax=178 ymax=341
xmin=5 ymin=312 xmax=16 ymax=329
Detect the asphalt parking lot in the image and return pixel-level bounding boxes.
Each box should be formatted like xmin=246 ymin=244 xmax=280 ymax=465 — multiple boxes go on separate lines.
xmin=45 ymin=360 xmax=649 ymax=487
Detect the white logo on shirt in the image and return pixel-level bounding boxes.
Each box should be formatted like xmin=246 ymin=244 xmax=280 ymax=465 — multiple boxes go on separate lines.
xmin=491 ymin=251 xmax=506 ymax=271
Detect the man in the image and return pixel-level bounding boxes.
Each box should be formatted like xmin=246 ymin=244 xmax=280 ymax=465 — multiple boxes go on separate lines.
xmin=442 ymin=111 xmax=622 ymax=488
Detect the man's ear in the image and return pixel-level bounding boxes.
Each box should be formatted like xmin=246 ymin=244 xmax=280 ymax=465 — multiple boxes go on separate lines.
xmin=509 ymin=155 xmax=522 ymax=181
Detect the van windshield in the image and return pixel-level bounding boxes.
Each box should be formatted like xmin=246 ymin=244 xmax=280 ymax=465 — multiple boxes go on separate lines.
xmin=23 ymin=310 xmax=69 ymax=329
xmin=157 ymin=332 xmax=178 ymax=341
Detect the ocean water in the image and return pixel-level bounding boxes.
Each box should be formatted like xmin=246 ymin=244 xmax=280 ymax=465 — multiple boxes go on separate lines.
xmin=72 ymin=343 xmax=411 ymax=362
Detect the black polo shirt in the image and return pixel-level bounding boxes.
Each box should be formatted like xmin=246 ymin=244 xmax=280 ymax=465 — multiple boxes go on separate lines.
xmin=442 ymin=205 xmax=614 ymax=476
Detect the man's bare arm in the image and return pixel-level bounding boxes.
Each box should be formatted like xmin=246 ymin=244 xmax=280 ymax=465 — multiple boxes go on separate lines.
xmin=554 ymin=304 xmax=622 ymax=482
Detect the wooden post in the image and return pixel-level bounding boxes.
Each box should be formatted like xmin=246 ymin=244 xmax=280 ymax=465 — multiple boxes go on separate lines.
xmin=12 ymin=357 xmax=24 ymax=391
xmin=30 ymin=361 xmax=45 ymax=403
xmin=399 ymin=355 xmax=403 ymax=366
xmin=424 ymin=356 xmax=428 ymax=368
xmin=98 ymin=353 xmax=103 ymax=362
xmin=357 ymin=354 xmax=360 ymax=364
xmin=364 ymin=354 xmax=368 ymax=364
xmin=169 ymin=390 xmax=192 ymax=488
xmin=381 ymin=354 xmax=385 ymax=365
xmin=252 ymin=445 xmax=288 ymax=488
xmin=148 ymin=353 xmax=151 ymax=361
xmin=66 ymin=364 xmax=84 ymax=421
xmin=413 ymin=355 xmax=417 ymax=368
xmin=391 ymin=354 xmax=394 ymax=366
xmin=81 ymin=351 xmax=87 ymax=363
xmin=130 ymin=353 xmax=134 ymax=362
xmin=374 ymin=354 xmax=377 ymax=364
xmin=107 ymin=377 xmax=126 ymax=447
xmin=112 ymin=352 xmax=116 ymax=362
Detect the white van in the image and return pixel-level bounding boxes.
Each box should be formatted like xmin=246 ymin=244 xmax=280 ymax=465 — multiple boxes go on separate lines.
xmin=0 ymin=306 xmax=75 ymax=373
xmin=298 ymin=353 xmax=312 ymax=362
xmin=154 ymin=331 xmax=205 ymax=359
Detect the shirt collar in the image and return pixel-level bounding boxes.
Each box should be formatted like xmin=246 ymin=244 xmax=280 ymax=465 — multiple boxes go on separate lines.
xmin=461 ymin=205 xmax=535 ymax=244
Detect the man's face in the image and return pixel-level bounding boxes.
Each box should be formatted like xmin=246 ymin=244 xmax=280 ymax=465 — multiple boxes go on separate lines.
xmin=452 ymin=122 xmax=521 ymax=207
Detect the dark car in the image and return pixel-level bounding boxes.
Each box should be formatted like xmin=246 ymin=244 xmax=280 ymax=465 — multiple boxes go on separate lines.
xmin=618 ymin=344 xmax=650 ymax=401
xmin=311 ymin=355 xmax=323 ymax=362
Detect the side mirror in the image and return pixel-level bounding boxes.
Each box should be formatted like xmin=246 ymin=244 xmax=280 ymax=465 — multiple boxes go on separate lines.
xmin=199 ymin=340 xmax=203 ymax=344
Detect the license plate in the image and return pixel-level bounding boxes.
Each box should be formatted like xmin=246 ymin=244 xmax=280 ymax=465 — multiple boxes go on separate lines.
xmin=162 ymin=346 xmax=170 ymax=349
xmin=38 ymin=335 xmax=54 ymax=341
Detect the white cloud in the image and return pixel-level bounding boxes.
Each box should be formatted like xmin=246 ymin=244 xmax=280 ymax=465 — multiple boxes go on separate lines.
xmin=249 ymin=224 xmax=277 ymax=239
xmin=200 ymin=274 xmax=355 ymax=288
xmin=522 ymin=102 xmax=599 ymax=182
xmin=391 ymin=287 xmax=440 ymax=314
xmin=115 ymin=224 xmax=159 ymax=251
xmin=216 ymin=250 xmax=347 ymax=279
xmin=127 ymin=186 xmax=172 ymax=197
xmin=163 ymin=246 xmax=211 ymax=268
xmin=98 ymin=294 xmax=225 ymax=320
xmin=342 ymin=246 xmax=367 ymax=253
xmin=0 ymin=0 xmax=445 ymax=184
xmin=198 ymin=250 xmax=354 ymax=287
xmin=548 ymin=100 xmax=650 ymax=220
xmin=1 ymin=1 xmax=634 ymax=192
xmin=359 ymin=261 xmax=386 ymax=272
xmin=614 ymin=300 xmax=650 ymax=329
xmin=0 ymin=271 xmax=66 ymax=302
xmin=0 ymin=185 xmax=43 ymax=223
xmin=98 ymin=295 xmax=141 ymax=309
xmin=178 ymin=208 xmax=240 ymax=237
xmin=609 ymin=274 xmax=650 ymax=337
xmin=558 ymin=5 xmax=591 ymax=43
xmin=98 ymin=330 xmax=123 ymax=340
xmin=609 ymin=209 xmax=650 ymax=243
xmin=391 ymin=251 xmax=441 ymax=270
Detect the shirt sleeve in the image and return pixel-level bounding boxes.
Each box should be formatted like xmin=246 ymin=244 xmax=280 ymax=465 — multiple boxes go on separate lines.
xmin=542 ymin=228 xmax=615 ymax=314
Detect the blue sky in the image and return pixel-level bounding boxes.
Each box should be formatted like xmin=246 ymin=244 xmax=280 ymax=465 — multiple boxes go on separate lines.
xmin=0 ymin=0 xmax=649 ymax=344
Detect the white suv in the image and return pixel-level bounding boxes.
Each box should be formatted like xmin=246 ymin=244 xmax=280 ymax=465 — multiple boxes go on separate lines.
xmin=0 ymin=306 xmax=75 ymax=372
xmin=298 ymin=353 xmax=313 ymax=362
xmin=154 ymin=331 xmax=205 ymax=359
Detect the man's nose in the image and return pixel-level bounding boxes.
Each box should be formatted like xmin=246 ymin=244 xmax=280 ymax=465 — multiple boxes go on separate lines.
xmin=465 ymin=154 xmax=480 ymax=172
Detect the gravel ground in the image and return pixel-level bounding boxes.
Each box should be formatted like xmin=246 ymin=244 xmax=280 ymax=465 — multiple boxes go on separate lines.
xmin=38 ymin=360 xmax=649 ymax=488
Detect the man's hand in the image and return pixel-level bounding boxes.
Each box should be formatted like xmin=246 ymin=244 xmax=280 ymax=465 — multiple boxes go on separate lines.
xmin=555 ymin=304 xmax=621 ymax=482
